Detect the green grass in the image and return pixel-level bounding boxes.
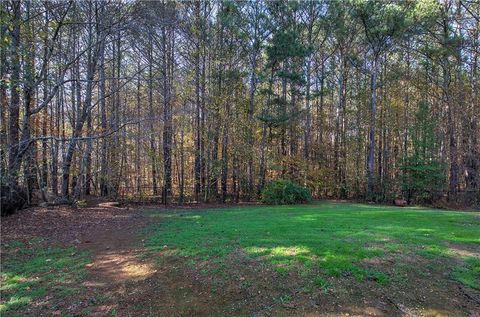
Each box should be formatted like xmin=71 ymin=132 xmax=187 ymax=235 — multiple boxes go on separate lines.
xmin=0 ymin=240 xmax=90 ymax=315
xmin=313 ymin=276 xmax=330 ymax=293
xmin=452 ymin=257 xmax=480 ymax=289
xmin=146 ymin=202 xmax=479 ymax=288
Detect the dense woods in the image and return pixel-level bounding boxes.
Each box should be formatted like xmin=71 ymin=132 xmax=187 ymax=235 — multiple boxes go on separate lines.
xmin=0 ymin=0 xmax=479 ymax=210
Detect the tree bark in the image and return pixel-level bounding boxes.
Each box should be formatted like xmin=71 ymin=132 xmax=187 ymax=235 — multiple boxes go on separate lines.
xmin=162 ymin=25 xmax=173 ymax=205
xmin=7 ymin=0 xmax=22 ymax=185
xmin=367 ymin=56 xmax=379 ymax=199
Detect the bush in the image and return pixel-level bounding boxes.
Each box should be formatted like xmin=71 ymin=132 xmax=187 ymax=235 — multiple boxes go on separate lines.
xmin=400 ymin=155 xmax=446 ymax=204
xmin=1 ymin=184 xmax=27 ymax=216
xmin=261 ymin=179 xmax=311 ymax=205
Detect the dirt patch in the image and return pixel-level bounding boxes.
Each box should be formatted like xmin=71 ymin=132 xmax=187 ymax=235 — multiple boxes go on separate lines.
xmin=446 ymin=242 xmax=480 ymax=258
xmin=1 ymin=203 xmax=145 ymax=247
xmin=117 ymin=248 xmax=407 ymax=317
xmin=76 ymin=209 xmax=155 ymax=316
xmin=1 ymin=202 xmax=154 ymax=316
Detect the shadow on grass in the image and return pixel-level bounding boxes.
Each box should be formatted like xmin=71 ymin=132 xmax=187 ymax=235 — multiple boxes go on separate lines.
xmin=145 ymin=202 xmax=479 ymax=290
xmin=0 ymin=240 xmax=90 ymax=315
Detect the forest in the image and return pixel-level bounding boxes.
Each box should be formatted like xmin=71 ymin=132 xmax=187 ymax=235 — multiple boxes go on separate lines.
xmin=0 ymin=0 xmax=479 ymax=209
xmin=1 ymin=1 xmax=480 ymax=316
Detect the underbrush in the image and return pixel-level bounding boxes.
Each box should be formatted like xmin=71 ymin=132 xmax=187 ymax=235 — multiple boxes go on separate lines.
xmin=261 ymin=179 xmax=312 ymax=205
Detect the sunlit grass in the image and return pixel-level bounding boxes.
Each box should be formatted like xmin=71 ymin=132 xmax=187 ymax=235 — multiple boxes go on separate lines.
xmin=146 ymin=202 xmax=479 ymax=288
xmin=0 ymin=241 xmax=90 ymax=314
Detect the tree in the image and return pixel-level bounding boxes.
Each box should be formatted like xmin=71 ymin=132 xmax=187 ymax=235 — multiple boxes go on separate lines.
xmin=353 ymin=0 xmax=412 ymax=200
xmin=401 ymin=101 xmax=446 ymax=203
xmin=1 ymin=0 xmax=478 ymax=211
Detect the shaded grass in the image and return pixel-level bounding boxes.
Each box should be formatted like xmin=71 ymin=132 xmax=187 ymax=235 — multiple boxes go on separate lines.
xmin=452 ymin=257 xmax=480 ymax=290
xmin=0 ymin=240 xmax=90 ymax=315
xmin=145 ymin=202 xmax=479 ymax=288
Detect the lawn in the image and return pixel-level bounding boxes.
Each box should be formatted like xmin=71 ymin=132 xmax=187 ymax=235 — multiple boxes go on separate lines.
xmin=147 ymin=202 xmax=479 ymax=288
xmin=140 ymin=202 xmax=480 ymax=315
xmin=0 ymin=240 xmax=90 ymax=315
xmin=1 ymin=201 xmax=479 ymax=316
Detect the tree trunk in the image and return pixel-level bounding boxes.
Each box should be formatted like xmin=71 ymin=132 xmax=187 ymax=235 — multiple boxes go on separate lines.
xmin=0 ymin=0 xmax=7 ymax=177
xmin=304 ymin=54 xmax=312 ymax=160
xmin=147 ymin=34 xmax=158 ymax=197
xmin=162 ymin=25 xmax=173 ymax=205
xmin=7 ymin=0 xmax=22 ymax=185
xmin=367 ymin=56 xmax=379 ymax=199
xmin=40 ymin=9 xmax=49 ymax=190
xmin=99 ymin=21 xmax=108 ymax=196
xmin=247 ymin=49 xmax=258 ymax=197
xmin=440 ymin=12 xmax=458 ymax=201
xmin=194 ymin=1 xmax=202 ymax=202
xmin=258 ymin=69 xmax=274 ymax=193
xmin=221 ymin=100 xmax=229 ymax=203
xmin=62 ymin=2 xmax=98 ymax=199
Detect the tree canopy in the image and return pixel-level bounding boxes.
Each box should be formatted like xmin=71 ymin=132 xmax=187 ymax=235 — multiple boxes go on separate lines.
xmin=0 ymin=0 xmax=478 ymax=208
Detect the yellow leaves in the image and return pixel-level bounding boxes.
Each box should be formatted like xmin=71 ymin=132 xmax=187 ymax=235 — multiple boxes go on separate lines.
xmin=414 ymin=0 xmax=441 ymax=17
xmin=48 ymin=20 xmax=58 ymax=29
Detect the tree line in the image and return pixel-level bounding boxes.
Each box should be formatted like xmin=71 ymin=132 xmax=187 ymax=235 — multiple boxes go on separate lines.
xmin=1 ymin=0 xmax=478 ymax=208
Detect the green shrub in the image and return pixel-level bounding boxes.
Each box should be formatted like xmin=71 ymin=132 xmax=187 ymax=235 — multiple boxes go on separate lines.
xmin=261 ymin=179 xmax=311 ymax=205
xmin=400 ymin=155 xmax=446 ymax=204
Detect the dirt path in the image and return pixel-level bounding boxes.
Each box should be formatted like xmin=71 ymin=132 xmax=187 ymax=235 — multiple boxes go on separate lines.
xmin=75 ymin=206 xmax=157 ymax=316
xmin=1 ymin=201 xmax=160 ymax=316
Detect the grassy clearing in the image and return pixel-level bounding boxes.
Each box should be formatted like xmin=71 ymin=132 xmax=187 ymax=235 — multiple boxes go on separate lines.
xmin=0 ymin=240 xmax=90 ymax=315
xmin=146 ymin=202 xmax=479 ymax=289
xmin=1 ymin=202 xmax=478 ymax=316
